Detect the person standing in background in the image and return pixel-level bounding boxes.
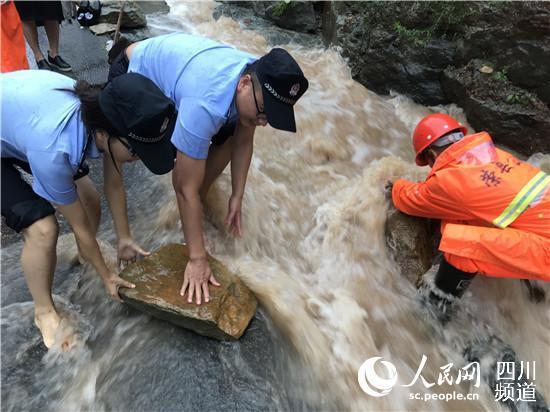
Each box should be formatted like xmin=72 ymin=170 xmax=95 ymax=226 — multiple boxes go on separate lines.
xmin=14 ymin=0 xmax=72 ymax=71
xmin=0 ymin=0 xmax=29 ymax=72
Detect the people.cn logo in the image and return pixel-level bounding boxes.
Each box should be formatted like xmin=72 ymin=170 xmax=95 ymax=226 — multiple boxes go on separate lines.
xmin=358 ymin=357 xmax=399 ymax=397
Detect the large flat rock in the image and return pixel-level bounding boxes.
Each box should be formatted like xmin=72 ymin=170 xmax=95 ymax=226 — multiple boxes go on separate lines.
xmin=119 ymin=244 xmax=257 ymax=340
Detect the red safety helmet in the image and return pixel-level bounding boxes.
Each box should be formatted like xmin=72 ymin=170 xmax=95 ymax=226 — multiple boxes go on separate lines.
xmin=412 ymin=113 xmax=467 ymax=166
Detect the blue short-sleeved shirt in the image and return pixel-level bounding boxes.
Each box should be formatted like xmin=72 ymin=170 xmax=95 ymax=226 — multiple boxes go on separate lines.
xmin=127 ymin=33 xmax=257 ymax=160
xmin=1 ymin=70 xmax=100 ymax=205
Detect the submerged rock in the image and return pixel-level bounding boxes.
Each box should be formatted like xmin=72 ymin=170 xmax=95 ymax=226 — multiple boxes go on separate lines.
xmin=225 ymin=1 xmax=319 ymax=33
xmin=119 ymin=244 xmax=258 ymax=340
xmin=264 ymin=1 xmax=318 ymax=34
xmin=385 ymin=205 xmax=438 ymax=286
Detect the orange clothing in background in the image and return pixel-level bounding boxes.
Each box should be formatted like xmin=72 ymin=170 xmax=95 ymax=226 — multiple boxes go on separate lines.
xmin=1 ymin=1 xmax=29 ymax=72
xmin=392 ymin=132 xmax=550 ymax=281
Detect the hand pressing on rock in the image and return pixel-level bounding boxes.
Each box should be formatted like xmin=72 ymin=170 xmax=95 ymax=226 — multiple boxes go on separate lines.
xmin=103 ymin=273 xmax=135 ymax=302
xmin=384 ymin=176 xmax=401 ymax=202
xmin=180 ymin=257 xmax=221 ymax=305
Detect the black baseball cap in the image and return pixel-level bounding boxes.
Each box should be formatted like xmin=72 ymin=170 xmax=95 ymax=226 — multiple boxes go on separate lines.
xmin=99 ymin=72 xmax=177 ymax=175
xmin=253 ymin=48 xmax=309 ymax=133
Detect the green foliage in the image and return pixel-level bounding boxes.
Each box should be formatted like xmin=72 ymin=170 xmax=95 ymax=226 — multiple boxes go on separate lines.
xmin=428 ymin=2 xmax=475 ymax=35
xmin=271 ymin=1 xmax=291 ymax=18
xmin=492 ymin=68 xmax=508 ymax=82
xmin=392 ymin=2 xmax=476 ymax=47
xmin=485 ymin=1 xmax=508 ymax=9
xmin=393 ymin=22 xmax=431 ymax=47
xmin=505 ymin=91 xmax=536 ymax=106
xmin=363 ymin=14 xmax=369 ymax=27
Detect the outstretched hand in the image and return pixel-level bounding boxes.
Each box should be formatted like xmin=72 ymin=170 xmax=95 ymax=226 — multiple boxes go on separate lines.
xmin=224 ymin=195 xmax=243 ymax=237
xmin=384 ymin=181 xmax=394 ymax=198
xmin=384 ymin=177 xmax=399 ymax=202
xmin=117 ymin=238 xmax=150 ymax=269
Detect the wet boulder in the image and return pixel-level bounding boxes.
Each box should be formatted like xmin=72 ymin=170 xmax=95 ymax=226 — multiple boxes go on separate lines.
xmin=99 ymin=1 xmax=147 ymax=29
xmin=263 ymin=1 xmax=318 ymax=34
xmin=119 ymin=244 xmax=258 ymax=340
xmin=385 ymin=205 xmax=438 ymax=286
xmin=224 ymin=1 xmax=319 ymax=34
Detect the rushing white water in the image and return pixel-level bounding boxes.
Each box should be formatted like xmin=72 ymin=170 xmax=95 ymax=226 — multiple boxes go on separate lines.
xmin=2 ymin=2 xmax=548 ymax=411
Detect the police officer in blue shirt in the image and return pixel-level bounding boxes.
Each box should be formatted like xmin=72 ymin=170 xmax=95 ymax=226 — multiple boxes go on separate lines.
xmin=1 ymin=70 xmax=177 ymax=349
xmin=109 ymin=33 xmax=309 ymax=306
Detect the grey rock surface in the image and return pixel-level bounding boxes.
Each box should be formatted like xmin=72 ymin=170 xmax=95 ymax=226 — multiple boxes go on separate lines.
xmin=442 ymin=60 xmax=550 ymax=156
xmin=264 ymin=1 xmax=318 ymax=34
xmin=223 ymin=1 xmax=320 ymax=34
xmin=99 ymin=0 xmax=147 ymax=29
xmin=385 ymin=206 xmax=438 ymax=286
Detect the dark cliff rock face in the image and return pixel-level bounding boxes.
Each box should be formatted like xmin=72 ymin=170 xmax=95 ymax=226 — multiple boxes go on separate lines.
xmin=322 ymin=2 xmax=461 ymax=105
xmin=322 ymin=2 xmax=550 ymax=106
xmin=442 ymin=60 xmax=550 ymax=155
xmin=321 ymin=1 xmax=550 ymax=156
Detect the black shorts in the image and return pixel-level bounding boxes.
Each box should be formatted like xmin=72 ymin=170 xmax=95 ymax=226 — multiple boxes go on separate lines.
xmin=1 ymin=158 xmax=90 ymax=233
xmin=211 ymin=119 xmax=237 ymax=147
xmin=14 ymin=1 xmax=64 ymax=25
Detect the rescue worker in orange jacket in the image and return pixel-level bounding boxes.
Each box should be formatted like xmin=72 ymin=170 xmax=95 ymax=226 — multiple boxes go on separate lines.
xmin=0 ymin=1 xmax=29 ymax=72
xmin=390 ymin=113 xmax=550 ymax=305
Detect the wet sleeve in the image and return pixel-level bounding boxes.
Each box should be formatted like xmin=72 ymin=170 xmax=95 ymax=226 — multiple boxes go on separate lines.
xmin=27 ymin=151 xmax=78 ymax=205
xmin=170 ymin=99 xmax=224 ymax=160
xmin=391 ymin=175 xmax=471 ymax=221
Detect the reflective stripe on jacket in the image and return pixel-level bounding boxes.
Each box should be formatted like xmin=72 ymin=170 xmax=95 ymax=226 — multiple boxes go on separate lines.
xmin=392 ymin=132 xmax=550 ymax=280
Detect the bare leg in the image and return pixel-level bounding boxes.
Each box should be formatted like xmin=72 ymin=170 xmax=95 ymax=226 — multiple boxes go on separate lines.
xmin=199 ymin=140 xmax=233 ymax=201
xmin=21 ymin=215 xmax=60 ymax=348
xmin=75 ymin=176 xmax=101 ymax=235
xmin=43 ymin=20 xmax=60 ymax=57
xmin=72 ymin=176 xmax=101 ymax=264
xmin=20 ymin=20 xmax=44 ymax=62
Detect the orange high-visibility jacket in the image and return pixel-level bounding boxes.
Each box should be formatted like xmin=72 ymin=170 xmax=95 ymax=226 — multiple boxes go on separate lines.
xmin=392 ymin=132 xmax=550 ymax=281
xmin=1 ymin=2 xmax=29 ymax=73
